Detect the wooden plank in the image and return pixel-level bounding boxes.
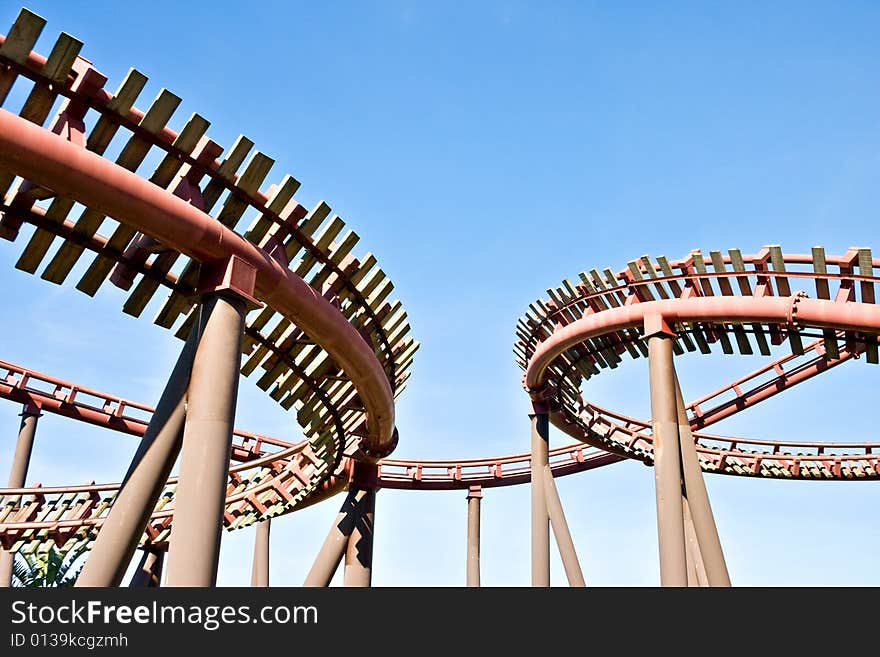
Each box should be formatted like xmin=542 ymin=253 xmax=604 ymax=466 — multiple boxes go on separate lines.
xmin=147 ymin=113 xmax=210 ymax=186
xmin=692 ymin=251 xmax=733 ymax=354
xmin=768 ymin=245 xmax=792 ymax=297
xmin=602 ymin=268 xmax=627 ymax=306
xmin=0 ymin=8 xmax=46 ymax=103
xmin=655 ymin=255 xmax=683 ymax=297
xmin=87 ymin=69 xmax=150 ymax=152
xmin=284 ymin=200 xmax=332 ymax=262
xmin=654 ymin=255 xmax=695 ymax=352
xmin=690 ymin=323 xmax=712 ymax=354
xmin=640 ymin=255 xmax=669 ymax=299
xmin=241 ymin=320 xmax=294 ymax=376
xmin=199 ymin=135 xmax=254 ymax=210
xmin=811 ymin=246 xmax=838 ymax=359
xmin=579 ymin=273 xmax=607 ymax=310
xmin=626 ymin=260 xmax=654 ymax=301
xmin=18 ymin=33 xmax=81 ymax=124
xmin=14 ymin=198 xmax=76 ymax=273
xmin=293 ymin=215 xmax=345 ymax=280
xmin=812 ymin=246 xmax=830 ymax=299
xmin=730 ymin=248 xmax=770 ymax=356
xmin=309 ymin=230 xmax=360 ymax=291
xmin=858 ymin=247 xmax=877 ymax=363
xmin=690 ymin=250 xmax=715 ymax=297
xmin=214 ymin=152 xmax=275 ymax=228
xmin=366 ymin=278 xmax=394 ymax=313
xmin=243 ymin=174 xmax=300 ymax=245
xmin=767 ymin=245 xmax=803 ymax=355
xmin=124 ymin=251 xmax=189 ymax=319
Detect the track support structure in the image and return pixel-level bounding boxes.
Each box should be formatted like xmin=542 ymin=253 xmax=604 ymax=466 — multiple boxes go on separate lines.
xmin=304 ymin=463 xmax=378 ymax=587
xmin=646 ymin=318 xmax=688 ymax=586
xmin=76 ymin=323 xmax=200 ymax=587
xmin=343 ymin=463 xmax=378 ymax=587
xmin=165 ymin=285 xmax=248 ymax=587
xmin=251 ymin=518 xmax=271 ymax=587
xmin=128 ymin=546 xmax=165 ymax=587
xmin=530 ymin=403 xmax=550 ymax=587
xmin=543 ymin=468 xmax=586 ymax=587
xmin=466 ymin=485 xmax=481 ymax=587
xmin=673 ymin=368 xmax=731 ymax=587
xmin=0 ymin=403 xmax=41 ymax=587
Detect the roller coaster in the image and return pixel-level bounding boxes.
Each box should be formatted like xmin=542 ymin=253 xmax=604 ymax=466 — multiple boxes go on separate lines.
xmin=0 ymin=8 xmax=877 ymax=587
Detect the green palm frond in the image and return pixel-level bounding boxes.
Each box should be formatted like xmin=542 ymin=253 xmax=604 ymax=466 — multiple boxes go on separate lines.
xmin=10 ymin=545 xmax=89 ymax=588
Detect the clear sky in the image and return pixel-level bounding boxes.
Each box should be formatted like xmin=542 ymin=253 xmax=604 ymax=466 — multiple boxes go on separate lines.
xmin=1 ymin=1 xmax=879 ymax=586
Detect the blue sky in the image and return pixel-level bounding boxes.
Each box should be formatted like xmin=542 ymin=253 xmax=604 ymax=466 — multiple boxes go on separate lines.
xmin=1 ymin=1 xmax=879 ymax=585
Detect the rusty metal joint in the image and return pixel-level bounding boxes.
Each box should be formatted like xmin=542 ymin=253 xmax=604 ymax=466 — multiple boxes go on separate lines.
xmin=786 ymin=291 xmax=809 ymax=328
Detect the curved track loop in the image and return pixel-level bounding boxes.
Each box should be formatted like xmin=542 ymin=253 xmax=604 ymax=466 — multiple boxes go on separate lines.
xmin=0 ymin=8 xmax=421 ymax=551
xmin=517 ymin=245 xmax=880 ymax=478
xmin=0 ymin=9 xmax=419 ymax=463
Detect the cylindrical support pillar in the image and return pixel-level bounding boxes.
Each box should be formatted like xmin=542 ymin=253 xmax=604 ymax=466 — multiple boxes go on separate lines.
xmin=77 ymin=323 xmax=201 ymax=587
xmin=685 ymin=533 xmax=698 ymax=587
xmin=673 ymin=370 xmax=732 ymax=587
xmin=530 ymin=404 xmax=551 ymax=587
xmin=7 ymin=405 xmax=40 ymax=488
xmin=647 ymin=327 xmax=688 ymax=587
xmin=543 ymin=468 xmax=586 ymax=587
xmin=682 ymin=497 xmax=708 ymax=587
xmin=342 ymin=462 xmax=378 ymax=587
xmin=530 ymin=404 xmax=550 ymax=587
xmin=250 ymin=518 xmax=271 ymax=587
xmin=304 ymin=487 xmax=368 ymax=587
xmin=128 ymin=547 xmax=165 ymax=587
xmin=343 ymin=489 xmax=376 ymax=587
xmin=0 ymin=403 xmax=41 ymax=587
xmin=466 ymin=485 xmax=482 ymax=587
xmin=165 ymin=293 xmax=247 ymax=587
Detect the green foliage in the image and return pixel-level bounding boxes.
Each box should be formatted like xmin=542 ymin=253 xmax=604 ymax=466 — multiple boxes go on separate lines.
xmin=11 ymin=545 xmax=88 ymax=588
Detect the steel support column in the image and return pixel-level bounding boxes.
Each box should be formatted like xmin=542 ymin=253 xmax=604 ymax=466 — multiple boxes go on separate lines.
xmin=304 ymin=487 xmax=368 ymax=587
xmin=685 ymin=533 xmax=698 ymax=587
xmin=128 ymin=547 xmax=165 ymax=587
xmin=673 ymin=370 xmax=731 ymax=587
xmin=250 ymin=519 xmax=270 ymax=587
xmin=543 ymin=468 xmax=586 ymax=587
xmin=466 ymin=485 xmax=481 ymax=587
xmin=165 ymin=292 xmax=247 ymax=587
xmin=530 ymin=404 xmax=550 ymax=587
xmin=682 ymin=498 xmax=708 ymax=587
xmin=76 ymin=323 xmax=200 ymax=587
xmin=647 ymin=322 xmax=688 ymax=587
xmin=0 ymin=403 xmax=41 ymax=587
xmin=343 ymin=464 xmax=378 ymax=587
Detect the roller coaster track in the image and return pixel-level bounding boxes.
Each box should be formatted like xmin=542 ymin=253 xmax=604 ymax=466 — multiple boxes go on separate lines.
xmin=0 ymin=8 xmax=876 ymax=588
xmin=517 ymin=245 xmax=880 ymax=477
xmin=0 ymin=6 xmax=420 ymax=559
xmin=2 ymin=335 xmax=878 ymax=556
